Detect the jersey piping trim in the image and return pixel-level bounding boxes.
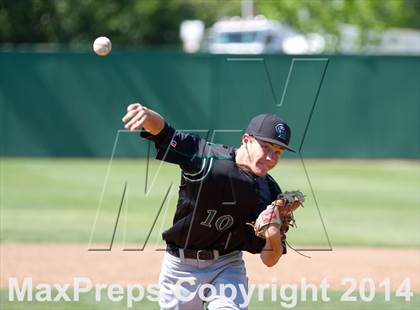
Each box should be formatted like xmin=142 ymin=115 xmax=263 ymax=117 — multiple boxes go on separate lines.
xmin=182 ymin=158 xmax=214 ymax=182
xmin=159 ymin=143 xmax=234 ymax=161
xmin=183 ymin=157 xmax=207 ymax=177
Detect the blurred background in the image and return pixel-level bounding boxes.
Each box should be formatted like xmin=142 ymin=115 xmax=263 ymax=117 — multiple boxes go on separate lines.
xmin=0 ymin=0 xmax=419 ymax=157
xmin=1 ymin=0 xmax=420 ymax=54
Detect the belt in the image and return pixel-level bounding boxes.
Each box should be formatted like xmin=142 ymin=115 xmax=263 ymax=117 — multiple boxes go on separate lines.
xmin=166 ymin=245 xmax=235 ymax=260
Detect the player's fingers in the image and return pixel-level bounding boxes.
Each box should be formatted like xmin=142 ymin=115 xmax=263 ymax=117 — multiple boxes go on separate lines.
xmin=125 ymin=110 xmax=146 ymax=129
xmin=127 ymin=103 xmax=142 ymax=112
xmin=123 ymin=104 xmax=149 ymax=123
xmin=122 ymin=109 xmax=141 ymax=123
xmin=128 ymin=114 xmax=147 ymax=131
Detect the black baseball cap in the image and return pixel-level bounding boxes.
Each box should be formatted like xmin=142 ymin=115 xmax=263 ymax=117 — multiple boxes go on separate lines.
xmin=246 ymin=114 xmax=295 ymax=152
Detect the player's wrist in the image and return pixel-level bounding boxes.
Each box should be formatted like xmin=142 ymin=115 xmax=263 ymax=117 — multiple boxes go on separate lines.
xmin=143 ymin=110 xmax=165 ymax=135
xmin=263 ymin=224 xmax=281 ymax=239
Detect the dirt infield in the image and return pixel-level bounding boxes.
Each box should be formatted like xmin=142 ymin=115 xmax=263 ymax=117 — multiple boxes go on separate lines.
xmin=1 ymin=244 xmax=419 ymax=292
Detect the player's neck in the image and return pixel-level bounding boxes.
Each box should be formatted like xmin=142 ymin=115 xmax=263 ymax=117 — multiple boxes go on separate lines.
xmin=235 ymin=146 xmax=257 ymax=177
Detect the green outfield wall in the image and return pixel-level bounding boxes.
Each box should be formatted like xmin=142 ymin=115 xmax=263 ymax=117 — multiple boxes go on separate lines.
xmin=0 ymin=50 xmax=418 ymax=158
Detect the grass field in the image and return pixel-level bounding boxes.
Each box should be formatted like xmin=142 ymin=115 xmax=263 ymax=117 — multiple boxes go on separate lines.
xmin=1 ymin=290 xmax=418 ymax=310
xmin=1 ymin=158 xmax=419 ymax=310
xmin=1 ymin=158 xmax=418 ymax=247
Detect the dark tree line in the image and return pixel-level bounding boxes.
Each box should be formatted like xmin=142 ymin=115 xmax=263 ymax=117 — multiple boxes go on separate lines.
xmin=0 ymin=0 xmax=419 ymax=47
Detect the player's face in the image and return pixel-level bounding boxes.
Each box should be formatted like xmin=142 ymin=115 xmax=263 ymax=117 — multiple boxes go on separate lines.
xmin=248 ymin=137 xmax=283 ymax=176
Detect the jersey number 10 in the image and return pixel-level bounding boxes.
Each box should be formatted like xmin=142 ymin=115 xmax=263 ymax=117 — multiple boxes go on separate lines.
xmin=200 ymin=210 xmax=234 ymax=232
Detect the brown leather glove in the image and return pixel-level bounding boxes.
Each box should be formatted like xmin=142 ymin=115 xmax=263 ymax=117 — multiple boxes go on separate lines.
xmin=251 ymin=190 xmax=305 ymax=239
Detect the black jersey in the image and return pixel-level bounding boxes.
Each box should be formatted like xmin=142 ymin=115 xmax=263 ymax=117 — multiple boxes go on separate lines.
xmin=141 ymin=123 xmax=282 ymax=254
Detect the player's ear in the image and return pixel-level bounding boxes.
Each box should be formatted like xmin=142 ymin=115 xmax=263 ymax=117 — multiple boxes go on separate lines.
xmin=242 ymin=133 xmax=252 ymax=145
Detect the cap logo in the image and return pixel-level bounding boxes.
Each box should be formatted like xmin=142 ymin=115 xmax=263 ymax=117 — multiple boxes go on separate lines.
xmin=275 ymin=123 xmax=287 ymax=141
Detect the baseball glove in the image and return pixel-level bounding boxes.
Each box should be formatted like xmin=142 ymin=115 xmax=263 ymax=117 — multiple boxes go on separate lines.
xmin=251 ymin=190 xmax=305 ymax=239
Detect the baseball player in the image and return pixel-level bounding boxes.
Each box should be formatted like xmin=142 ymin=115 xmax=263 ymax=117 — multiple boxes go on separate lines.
xmin=122 ymin=103 xmax=303 ymax=310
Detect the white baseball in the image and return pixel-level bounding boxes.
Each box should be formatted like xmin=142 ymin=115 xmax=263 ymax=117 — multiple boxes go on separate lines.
xmin=93 ymin=36 xmax=112 ymax=56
